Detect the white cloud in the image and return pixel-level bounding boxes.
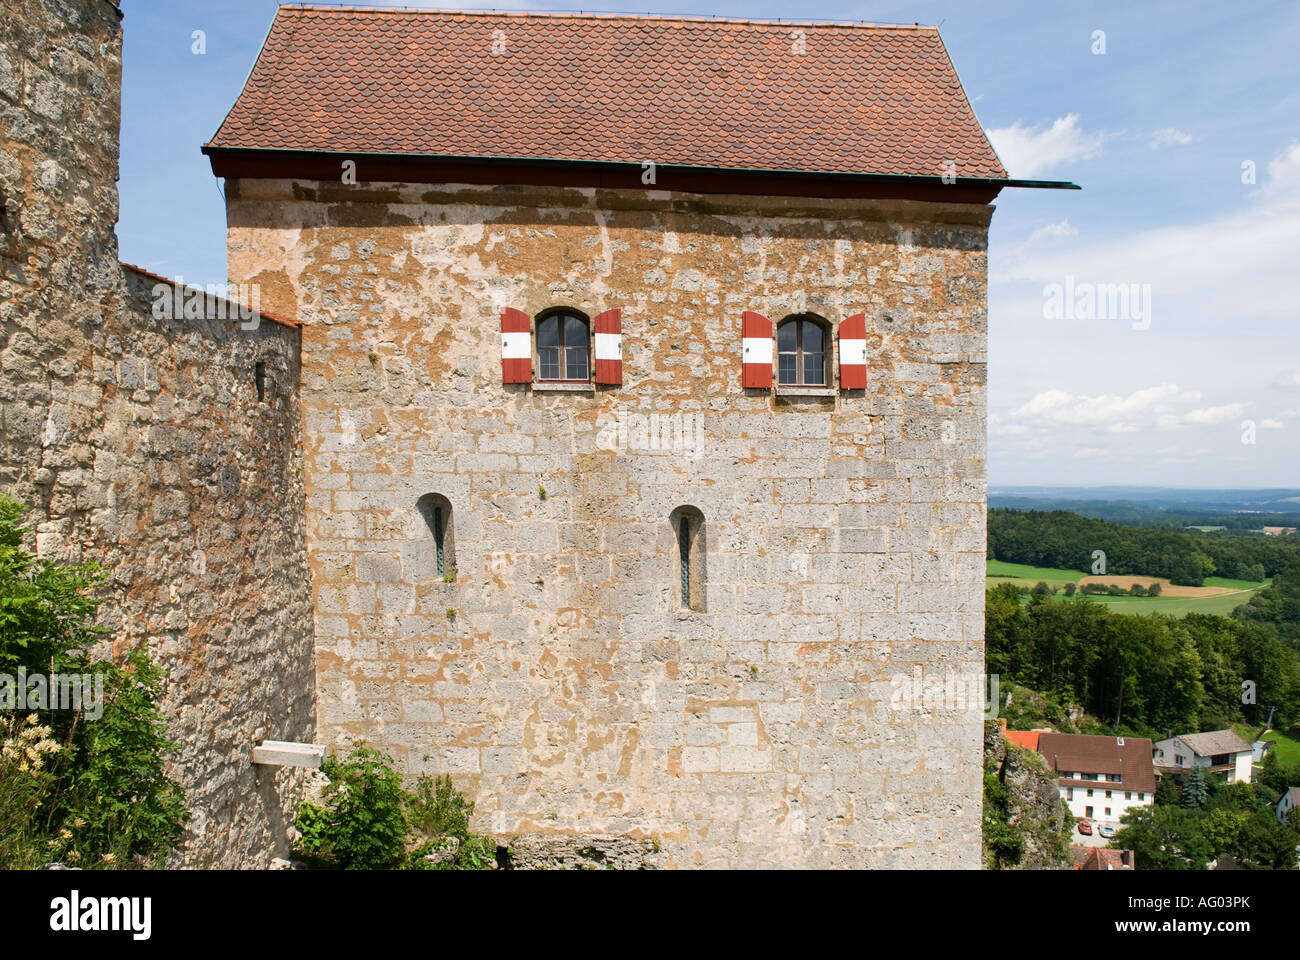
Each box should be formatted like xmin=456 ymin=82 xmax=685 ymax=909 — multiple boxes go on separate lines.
xmin=1273 ymin=371 xmax=1300 ymax=392
xmin=1021 ymin=220 xmax=1079 ymax=251
xmin=1156 ymin=414 xmax=1181 ymax=430
xmin=1260 ymin=418 xmax=1284 ymax=429
xmin=1011 ymin=383 xmax=1196 ymax=426
xmin=1183 ymin=403 xmax=1249 ymax=424
xmin=1148 ymin=127 xmax=1192 ymax=149
xmin=985 ymin=114 xmax=1106 ymax=178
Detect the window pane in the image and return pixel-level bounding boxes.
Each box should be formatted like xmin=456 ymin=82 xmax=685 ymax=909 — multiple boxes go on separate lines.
xmin=778 ymin=354 xmax=796 ymax=384
xmin=778 ymin=321 xmax=797 ymax=351
xmin=801 ymin=321 xmax=823 ymax=353
xmin=539 ymin=348 xmax=560 ymax=380
xmin=804 ymin=351 xmax=824 ymax=385
xmin=564 ymin=314 xmax=588 ymax=349
xmin=537 ymin=316 xmax=560 ymax=348
xmin=566 ymin=348 xmax=588 ymax=381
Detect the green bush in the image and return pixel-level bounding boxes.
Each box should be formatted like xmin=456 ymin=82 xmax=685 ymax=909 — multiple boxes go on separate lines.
xmin=295 ymin=746 xmax=408 ymax=869
xmin=294 ymin=749 xmax=496 ymax=870
xmin=0 ymin=496 xmax=187 ymax=868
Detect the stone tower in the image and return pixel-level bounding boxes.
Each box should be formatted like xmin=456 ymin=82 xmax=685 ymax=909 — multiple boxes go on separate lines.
xmin=202 ymin=7 xmax=1031 ymax=868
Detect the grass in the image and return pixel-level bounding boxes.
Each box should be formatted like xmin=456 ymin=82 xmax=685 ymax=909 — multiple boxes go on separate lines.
xmin=986 ymin=559 xmax=1088 ymax=585
xmin=1203 ymin=576 xmax=1274 ymax=590
xmin=987 ymin=556 xmax=1263 ymax=616
xmin=1230 ymin=722 xmax=1300 ymax=766
xmin=1259 ymin=727 xmax=1300 ymax=766
xmin=1077 ymin=590 xmax=1266 ymax=618
xmin=988 ymin=560 xmax=1271 ymax=619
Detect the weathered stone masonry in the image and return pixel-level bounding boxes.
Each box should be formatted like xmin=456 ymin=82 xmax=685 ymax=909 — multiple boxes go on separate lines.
xmin=1 ymin=0 xmax=315 ymax=867
xmin=226 ymin=178 xmax=990 ymax=868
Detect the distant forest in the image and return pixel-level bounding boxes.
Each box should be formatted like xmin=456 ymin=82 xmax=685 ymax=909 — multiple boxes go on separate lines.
xmin=990 ymin=496 xmax=1300 ymax=531
xmin=988 ymin=508 xmax=1300 ymax=585
xmin=987 ymin=565 xmax=1300 ymax=739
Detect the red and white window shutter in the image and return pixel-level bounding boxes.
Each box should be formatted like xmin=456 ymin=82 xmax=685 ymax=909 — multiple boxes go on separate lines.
xmin=501 ymin=307 xmax=531 ymax=383
xmin=741 ymin=311 xmax=772 ymax=388
xmin=838 ymin=313 xmax=868 ymax=389
xmin=593 ymin=309 xmax=622 ymax=384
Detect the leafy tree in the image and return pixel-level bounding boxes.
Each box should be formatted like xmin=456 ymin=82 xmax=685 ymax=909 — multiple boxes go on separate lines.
xmin=1201 ymin=807 xmax=1247 ymax=858
xmin=1113 ymin=804 xmax=1212 ymax=870
xmin=1231 ymin=807 xmax=1300 ymax=870
xmin=1155 ymin=774 xmax=1181 ymax=807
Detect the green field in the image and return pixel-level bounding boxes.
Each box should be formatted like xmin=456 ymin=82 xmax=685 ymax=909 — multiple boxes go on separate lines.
xmin=987 ymin=560 xmax=1269 ymax=618
xmin=1204 ymin=576 xmax=1274 ymax=590
xmin=1233 ymin=724 xmax=1300 ymax=766
xmin=1077 ymin=591 xmax=1265 ymax=618
xmin=986 ymin=560 xmax=1088 ymax=585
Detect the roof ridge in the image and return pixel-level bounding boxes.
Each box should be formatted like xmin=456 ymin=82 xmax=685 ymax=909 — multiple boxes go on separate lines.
xmin=275 ymin=4 xmax=938 ymax=30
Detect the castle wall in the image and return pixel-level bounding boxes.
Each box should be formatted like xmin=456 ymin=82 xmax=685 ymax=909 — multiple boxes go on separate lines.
xmin=227 ymin=178 xmax=991 ymax=868
xmin=1 ymin=0 xmax=315 ymax=868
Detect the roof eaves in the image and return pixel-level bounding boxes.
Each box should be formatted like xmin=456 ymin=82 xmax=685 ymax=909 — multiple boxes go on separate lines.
xmin=200 ymin=144 xmax=1079 ymax=190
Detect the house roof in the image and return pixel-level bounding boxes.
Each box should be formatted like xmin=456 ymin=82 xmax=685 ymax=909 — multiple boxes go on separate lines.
xmin=1037 ymin=733 xmax=1157 ymax=794
xmin=1175 ymin=730 xmax=1252 ymax=758
xmin=206 ymin=7 xmax=1026 ymax=193
xmin=1004 ymin=729 xmax=1041 ymax=751
xmin=1072 ymin=848 xmax=1135 ymax=871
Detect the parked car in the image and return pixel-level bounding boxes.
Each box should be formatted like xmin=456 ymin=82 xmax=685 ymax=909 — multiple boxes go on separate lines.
xmin=1078 ymin=821 xmax=1093 ymax=835
xmin=1099 ymin=824 xmax=1116 ymax=838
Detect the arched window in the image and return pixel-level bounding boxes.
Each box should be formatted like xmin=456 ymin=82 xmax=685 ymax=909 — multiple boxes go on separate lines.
xmin=670 ymin=506 xmax=706 ymax=612
xmin=776 ymin=314 xmax=829 ymax=387
xmin=416 ymin=493 xmax=455 ymax=580
xmin=536 ymin=308 xmax=590 ymax=382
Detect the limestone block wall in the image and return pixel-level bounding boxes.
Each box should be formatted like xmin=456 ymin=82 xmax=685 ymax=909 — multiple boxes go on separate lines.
xmin=108 ymin=267 xmax=315 ymax=867
xmin=227 ymin=178 xmax=991 ymax=868
xmin=1 ymin=0 xmax=316 ymax=868
xmin=0 ymin=0 xmax=124 ymax=523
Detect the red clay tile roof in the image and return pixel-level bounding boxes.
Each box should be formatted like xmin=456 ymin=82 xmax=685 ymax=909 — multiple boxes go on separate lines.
xmin=1004 ymin=729 xmax=1041 ymax=751
xmin=1072 ymin=848 xmax=1135 ymax=870
xmin=207 ymin=7 xmax=1008 ymax=181
xmin=1037 ymin=733 xmax=1157 ymax=795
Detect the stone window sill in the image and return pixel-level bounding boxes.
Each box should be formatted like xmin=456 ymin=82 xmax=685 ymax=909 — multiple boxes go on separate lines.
xmin=775 ymin=386 xmax=836 ymax=398
xmin=533 ymin=381 xmax=595 ymax=393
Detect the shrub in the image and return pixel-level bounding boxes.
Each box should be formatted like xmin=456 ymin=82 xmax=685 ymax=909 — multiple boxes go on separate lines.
xmin=294 ymin=749 xmax=497 ymax=870
xmin=295 ymin=746 xmax=408 ymax=869
xmin=0 ymin=496 xmax=187 ymax=868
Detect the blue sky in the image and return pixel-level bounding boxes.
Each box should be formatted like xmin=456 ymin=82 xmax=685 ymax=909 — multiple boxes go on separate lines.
xmin=116 ymin=0 xmax=1300 ymax=487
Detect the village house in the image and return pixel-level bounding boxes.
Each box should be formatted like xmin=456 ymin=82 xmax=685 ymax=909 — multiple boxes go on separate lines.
xmin=1274 ymin=785 xmax=1299 ymax=826
xmin=1037 ymin=733 xmax=1156 ymax=825
xmin=1153 ymin=730 xmax=1254 ymax=784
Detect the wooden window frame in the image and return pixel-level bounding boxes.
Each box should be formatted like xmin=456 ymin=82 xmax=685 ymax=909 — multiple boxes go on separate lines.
xmin=776 ymin=314 xmax=830 ymax=388
xmin=534 ymin=308 xmax=592 ymax=384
